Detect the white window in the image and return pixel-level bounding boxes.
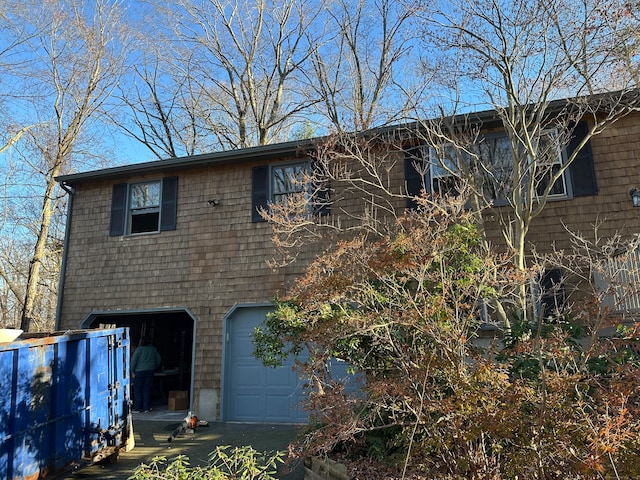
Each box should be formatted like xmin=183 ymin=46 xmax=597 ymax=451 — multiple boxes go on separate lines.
xmin=271 ymin=162 xmax=309 ymax=204
xmin=129 ymin=180 xmax=161 ymax=234
xmin=477 ymin=134 xmax=514 ymax=201
xmin=428 ymin=144 xmax=459 ymax=196
xmin=110 ymin=177 xmax=178 ymax=236
xmin=428 ymin=130 xmax=568 ymax=202
xmin=531 ymin=129 xmax=566 ymax=198
xmin=252 ymin=162 xmax=327 ymax=222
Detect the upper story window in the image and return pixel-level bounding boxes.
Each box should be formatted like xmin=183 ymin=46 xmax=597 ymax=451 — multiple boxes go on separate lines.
xmin=109 ymin=176 xmax=178 ymax=236
xmin=271 ymin=162 xmax=309 ymax=205
xmin=530 ymin=130 xmax=566 ymax=198
xmin=476 ymin=129 xmax=567 ymax=202
xmin=129 ymin=181 xmax=161 ymax=234
xmin=429 ymin=130 xmax=567 ymax=202
xmin=476 ymin=134 xmax=516 ymax=201
xmin=405 ymin=122 xmax=596 ymax=209
xmin=428 ymin=144 xmax=459 ymax=196
xmin=252 ymin=161 xmax=329 ymax=222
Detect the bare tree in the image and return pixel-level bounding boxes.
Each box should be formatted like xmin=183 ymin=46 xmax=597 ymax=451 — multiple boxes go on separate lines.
xmin=306 ymin=0 xmax=422 ymax=133
xmin=261 ymin=0 xmax=640 ymax=330
xmin=547 ymin=0 xmax=640 ymax=93
xmin=131 ymin=0 xmax=322 ymax=151
xmin=0 ymin=6 xmax=42 ymax=328
xmin=0 ymin=239 xmax=28 ymax=328
xmin=0 ymin=0 xmax=129 ymax=331
xmin=408 ymin=0 xmax=640 ymax=324
xmin=116 ymin=55 xmax=208 ymax=159
xmin=0 ymin=6 xmax=38 ymax=181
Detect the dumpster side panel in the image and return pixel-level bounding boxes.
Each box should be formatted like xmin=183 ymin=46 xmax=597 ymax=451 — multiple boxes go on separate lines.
xmin=0 ymin=346 xmax=19 ymax=478
xmin=0 ymin=328 xmax=130 ymax=479
xmin=51 ymin=337 xmax=86 ymax=474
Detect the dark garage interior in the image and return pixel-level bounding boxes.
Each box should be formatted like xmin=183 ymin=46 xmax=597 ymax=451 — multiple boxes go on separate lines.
xmin=85 ymin=309 xmax=194 ymax=409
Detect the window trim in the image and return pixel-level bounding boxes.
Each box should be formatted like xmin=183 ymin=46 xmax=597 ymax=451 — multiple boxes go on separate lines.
xmin=269 ymin=161 xmax=311 ymax=206
xmin=428 ymin=144 xmax=458 ymax=196
xmin=128 ymin=180 xmax=162 ymax=235
xmin=529 ymin=128 xmax=570 ymax=200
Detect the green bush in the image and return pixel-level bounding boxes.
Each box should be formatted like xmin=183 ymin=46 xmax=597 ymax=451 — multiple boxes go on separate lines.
xmin=129 ymin=445 xmax=284 ymax=480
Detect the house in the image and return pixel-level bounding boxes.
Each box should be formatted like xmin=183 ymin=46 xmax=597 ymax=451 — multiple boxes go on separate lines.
xmin=55 ymin=97 xmax=640 ymax=423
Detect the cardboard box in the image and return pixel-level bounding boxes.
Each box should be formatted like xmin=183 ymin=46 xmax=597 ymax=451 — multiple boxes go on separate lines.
xmin=168 ymin=390 xmax=189 ymax=411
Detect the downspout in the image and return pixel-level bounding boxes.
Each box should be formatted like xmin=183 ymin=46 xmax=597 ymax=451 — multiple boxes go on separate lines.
xmin=55 ymin=182 xmax=74 ymax=330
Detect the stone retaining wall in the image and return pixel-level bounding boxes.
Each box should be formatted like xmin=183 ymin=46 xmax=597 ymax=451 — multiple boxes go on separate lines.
xmin=304 ymin=457 xmax=349 ymax=480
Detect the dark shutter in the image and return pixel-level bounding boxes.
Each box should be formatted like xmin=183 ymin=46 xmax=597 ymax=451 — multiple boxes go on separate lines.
xmin=160 ymin=176 xmax=178 ymax=231
xmin=404 ymin=148 xmax=427 ymax=209
xmin=109 ymin=183 xmax=127 ymax=236
xmin=252 ymin=166 xmax=269 ymax=222
xmin=567 ymin=122 xmax=597 ymax=196
xmin=312 ymin=162 xmax=331 ymax=216
xmin=540 ymin=268 xmax=565 ymax=320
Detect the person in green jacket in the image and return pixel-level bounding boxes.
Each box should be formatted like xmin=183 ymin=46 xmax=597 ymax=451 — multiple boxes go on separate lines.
xmin=131 ymin=336 xmax=161 ymax=412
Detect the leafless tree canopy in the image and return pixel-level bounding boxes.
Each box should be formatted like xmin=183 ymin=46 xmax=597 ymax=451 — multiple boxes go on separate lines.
xmin=0 ymin=0 xmax=129 ymax=330
xmin=0 ymin=0 xmax=638 ymax=329
xmin=135 ymin=0 xmax=324 ymax=152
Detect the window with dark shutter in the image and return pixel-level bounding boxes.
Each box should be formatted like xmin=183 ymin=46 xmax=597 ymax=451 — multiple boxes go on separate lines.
xmin=253 ymin=162 xmax=328 ymax=221
xmin=567 ymin=122 xmax=597 ymax=197
xmin=109 ymin=176 xmax=178 ymax=235
xmin=403 ymin=121 xmax=595 ymax=209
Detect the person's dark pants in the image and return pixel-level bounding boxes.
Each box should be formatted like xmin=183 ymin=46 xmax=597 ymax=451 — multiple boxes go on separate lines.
xmin=133 ymin=370 xmax=155 ymax=411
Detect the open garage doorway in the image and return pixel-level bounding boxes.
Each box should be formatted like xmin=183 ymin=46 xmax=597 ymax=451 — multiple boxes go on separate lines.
xmin=81 ymin=308 xmax=196 ymax=411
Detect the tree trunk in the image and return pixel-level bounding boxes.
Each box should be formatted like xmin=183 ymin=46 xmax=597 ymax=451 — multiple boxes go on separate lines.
xmin=20 ymin=171 xmax=59 ymax=332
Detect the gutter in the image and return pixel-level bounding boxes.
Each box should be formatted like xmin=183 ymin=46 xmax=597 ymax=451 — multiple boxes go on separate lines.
xmin=55 ymin=182 xmax=74 ymax=330
xmin=55 ymin=138 xmax=316 ymax=186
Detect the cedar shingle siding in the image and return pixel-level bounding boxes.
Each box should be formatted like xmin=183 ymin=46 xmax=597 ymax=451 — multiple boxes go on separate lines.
xmin=57 ymin=112 xmax=640 ymax=420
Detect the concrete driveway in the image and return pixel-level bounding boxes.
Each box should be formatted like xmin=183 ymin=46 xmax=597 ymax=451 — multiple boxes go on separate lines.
xmin=63 ymin=408 xmax=305 ymax=480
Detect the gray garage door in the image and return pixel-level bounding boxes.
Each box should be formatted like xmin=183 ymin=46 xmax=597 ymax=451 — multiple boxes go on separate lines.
xmin=223 ymin=305 xmax=308 ymax=423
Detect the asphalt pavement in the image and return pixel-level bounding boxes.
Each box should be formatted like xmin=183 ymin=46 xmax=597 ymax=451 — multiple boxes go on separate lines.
xmin=63 ymin=408 xmax=305 ymax=480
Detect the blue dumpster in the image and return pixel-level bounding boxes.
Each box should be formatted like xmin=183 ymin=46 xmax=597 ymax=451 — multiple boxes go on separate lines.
xmin=0 ymin=327 xmax=132 ymax=479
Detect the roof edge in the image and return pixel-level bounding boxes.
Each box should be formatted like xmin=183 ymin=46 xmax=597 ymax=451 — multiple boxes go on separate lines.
xmin=56 ymin=138 xmax=316 ymax=185
xmin=57 ymin=88 xmax=639 ymax=186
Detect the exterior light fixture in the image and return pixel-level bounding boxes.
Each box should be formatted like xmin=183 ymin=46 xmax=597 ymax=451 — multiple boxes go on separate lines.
xmin=630 ymin=189 xmax=640 ymax=207
xmin=208 ymin=199 xmax=220 ymax=206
